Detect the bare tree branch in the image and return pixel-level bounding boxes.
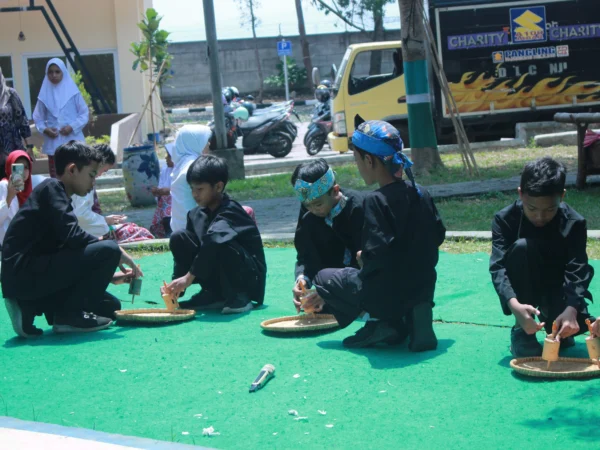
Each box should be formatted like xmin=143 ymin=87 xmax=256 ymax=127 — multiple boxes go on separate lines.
xmin=312 ymin=0 xmax=367 ymax=32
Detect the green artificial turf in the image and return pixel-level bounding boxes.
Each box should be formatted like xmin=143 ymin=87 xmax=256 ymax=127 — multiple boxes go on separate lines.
xmin=1 ymin=249 xmax=599 ymax=449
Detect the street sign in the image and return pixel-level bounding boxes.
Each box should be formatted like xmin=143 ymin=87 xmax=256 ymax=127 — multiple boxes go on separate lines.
xmin=277 ymin=40 xmax=292 ymax=57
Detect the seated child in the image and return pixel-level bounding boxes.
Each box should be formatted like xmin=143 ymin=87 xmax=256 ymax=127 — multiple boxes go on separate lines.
xmin=72 ymin=144 xmax=154 ymax=243
xmin=490 ymin=157 xmax=595 ymax=357
xmin=303 ymin=116 xmax=446 ymax=350
xmin=291 ymin=159 xmax=365 ymax=312
xmin=162 ymin=155 xmax=266 ymax=314
xmin=2 ymin=140 xmax=142 ymax=338
xmin=150 ymin=143 xmax=174 ymax=238
xmin=0 ymin=150 xmax=33 ymax=245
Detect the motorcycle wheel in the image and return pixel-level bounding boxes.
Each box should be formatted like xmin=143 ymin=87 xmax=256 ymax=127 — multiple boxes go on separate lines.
xmin=262 ymin=131 xmax=293 ymax=158
xmin=306 ymin=133 xmax=326 ymax=156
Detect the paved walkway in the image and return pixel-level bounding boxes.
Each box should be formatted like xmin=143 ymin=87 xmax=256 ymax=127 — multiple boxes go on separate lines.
xmin=118 ymin=173 xmax=600 ymax=237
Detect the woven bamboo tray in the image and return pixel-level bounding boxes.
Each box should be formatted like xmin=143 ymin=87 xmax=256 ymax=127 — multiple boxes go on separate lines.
xmin=510 ymin=357 xmax=600 ymax=379
xmin=261 ymin=314 xmax=339 ymax=333
xmin=115 ymin=308 xmax=196 ymax=324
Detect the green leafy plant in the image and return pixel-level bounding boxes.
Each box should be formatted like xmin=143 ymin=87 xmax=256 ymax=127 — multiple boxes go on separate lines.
xmin=73 ymin=71 xmax=96 ymax=125
xmin=85 ymin=135 xmax=111 ymax=146
xmin=265 ymin=58 xmax=308 ymax=90
xmin=130 ymin=8 xmax=172 ymax=88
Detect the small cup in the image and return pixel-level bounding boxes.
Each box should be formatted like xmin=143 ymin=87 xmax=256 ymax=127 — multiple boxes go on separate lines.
xmin=542 ymin=337 xmax=560 ymax=362
xmin=300 ymin=289 xmax=317 ymax=314
xmin=128 ymin=278 xmax=143 ymax=296
xmin=586 ymin=336 xmax=600 ymax=361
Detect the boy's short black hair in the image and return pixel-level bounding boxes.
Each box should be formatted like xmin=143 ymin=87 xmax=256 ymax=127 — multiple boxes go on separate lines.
xmin=520 ymin=157 xmax=567 ymax=197
xmin=186 ymin=154 xmax=229 ymax=186
xmin=93 ymin=143 xmax=116 ymax=166
xmin=54 ymin=140 xmax=103 ymax=176
xmin=290 ymin=158 xmax=332 ymax=186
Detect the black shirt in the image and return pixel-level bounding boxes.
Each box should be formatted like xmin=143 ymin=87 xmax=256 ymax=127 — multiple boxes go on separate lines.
xmin=294 ymin=189 xmax=365 ymax=283
xmin=490 ymin=200 xmax=593 ymax=314
xmin=1 ymin=178 xmax=97 ymax=297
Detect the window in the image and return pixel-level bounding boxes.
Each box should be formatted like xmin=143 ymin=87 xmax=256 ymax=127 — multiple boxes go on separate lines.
xmin=26 ymin=53 xmax=118 ymax=114
xmin=348 ymin=48 xmax=403 ymax=96
xmin=0 ymin=56 xmax=14 ymax=88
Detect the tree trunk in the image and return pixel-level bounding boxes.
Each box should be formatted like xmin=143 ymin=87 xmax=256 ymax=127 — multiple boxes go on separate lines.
xmin=398 ymin=0 xmax=442 ymax=175
xmin=295 ymin=0 xmax=314 ymax=90
xmin=369 ymin=7 xmax=385 ymax=75
xmin=249 ymin=1 xmax=264 ymax=102
xmin=148 ymin=49 xmax=157 ymax=151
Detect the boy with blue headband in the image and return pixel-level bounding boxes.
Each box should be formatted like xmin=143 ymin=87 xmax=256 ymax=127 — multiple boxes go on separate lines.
xmin=291 ymin=159 xmax=365 ymax=311
xmin=303 ymin=116 xmax=446 ymax=350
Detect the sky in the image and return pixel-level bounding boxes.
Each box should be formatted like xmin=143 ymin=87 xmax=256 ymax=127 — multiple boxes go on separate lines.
xmin=152 ymin=0 xmax=401 ymax=42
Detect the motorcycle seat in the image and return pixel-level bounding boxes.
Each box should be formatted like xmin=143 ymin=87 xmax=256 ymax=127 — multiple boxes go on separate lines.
xmin=239 ymin=112 xmax=283 ymax=130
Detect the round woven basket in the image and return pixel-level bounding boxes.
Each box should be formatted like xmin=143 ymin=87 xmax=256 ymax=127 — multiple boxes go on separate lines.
xmin=260 ymin=314 xmax=339 ymax=333
xmin=510 ymin=356 xmax=600 ymax=379
xmin=115 ymin=309 xmax=196 ymax=324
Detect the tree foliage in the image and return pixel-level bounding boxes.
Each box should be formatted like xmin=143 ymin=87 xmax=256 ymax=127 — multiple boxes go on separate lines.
xmin=265 ymin=58 xmax=308 ymax=90
xmin=310 ymin=0 xmax=394 ymax=33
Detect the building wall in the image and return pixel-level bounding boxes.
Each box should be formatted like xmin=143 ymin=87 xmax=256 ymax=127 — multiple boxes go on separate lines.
xmin=163 ymin=29 xmax=401 ymax=103
xmin=0 ymin=0 xmax=149 ymax=118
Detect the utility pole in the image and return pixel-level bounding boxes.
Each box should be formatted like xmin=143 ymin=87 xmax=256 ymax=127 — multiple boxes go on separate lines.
xmin=203 ymin=0 xmax=227 ymax=149
xmin=398 ymin=0 xmax=442 ymax=173
xmin=295 ymin=0 xmax=314 ymax=90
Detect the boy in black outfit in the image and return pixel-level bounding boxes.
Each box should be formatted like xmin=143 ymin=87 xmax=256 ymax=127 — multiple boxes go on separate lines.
xmin=490 ymin=157 xmax=595 ymax=357
xmin=291 ymin=159 xmax=365 ymax=312
xmin=163 ymin=155 xmax=266 ymax=314
xmin=303 ymin=117 xmax=446 ymax=350
xmin=2 ymin=141 xmax=142 ymax=338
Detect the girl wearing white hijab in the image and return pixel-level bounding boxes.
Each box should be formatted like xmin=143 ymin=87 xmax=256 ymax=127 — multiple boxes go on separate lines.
xmin=170 ymin=124 xmax=212 ymax=232
xmin=32 ymin=58 xmax=89 ymax=177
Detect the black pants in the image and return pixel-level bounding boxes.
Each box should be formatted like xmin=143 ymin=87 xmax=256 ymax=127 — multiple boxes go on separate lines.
xmin=505 ymin=238 xmax=594 ymax=335
xmin=170 ymin=230 xmax=259 ymax=302
xmin=17 ymin=241 xmax=121 ymax=323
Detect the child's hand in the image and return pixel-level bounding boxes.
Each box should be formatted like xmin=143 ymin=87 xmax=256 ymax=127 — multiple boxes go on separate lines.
xmin=59 ymin=125 xmax=73 ymax=136
xmin=44 ymin=128 xmax=59 ymax=138
xmin=508 ymin=298 xmax=545 ymax=335
xmin=164 ymin=273 xmax=194 ymax=299
xmin=302 ymin=292 xmax=324 ymax=314
xmin=292 ymin=279 xmax=306 ymax=313
xmin=592 ymin=318 xmax=600 ymax=338
xmin=106 ymin=215 xmax=126 ymax=226
xmin=555 ymin=306 xmax=580 ymax=340
xmin=119 ymin=249 xmax=143 ymax=278
xmin=151 ymin=186 xmax=160 ymax=197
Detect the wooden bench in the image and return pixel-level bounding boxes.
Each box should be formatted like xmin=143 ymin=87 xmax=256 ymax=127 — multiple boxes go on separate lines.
xmin=554 ymin=113 xmax=600 ymax=189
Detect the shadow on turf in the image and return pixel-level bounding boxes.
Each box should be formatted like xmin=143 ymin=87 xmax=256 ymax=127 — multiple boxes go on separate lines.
xmin=520 ymin=386 xmax=600 ymax=441
xmin=3 ymin=328 xmax=125 ymax=348
xmin=316 ymin=338 xmax=455 ymax=370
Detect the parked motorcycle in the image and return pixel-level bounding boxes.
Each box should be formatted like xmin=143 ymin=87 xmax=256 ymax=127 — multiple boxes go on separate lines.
xmin=237 ymin=110 xmax=294 ymax=158
xmin=304 ymin=83 xmax=332 ymax=156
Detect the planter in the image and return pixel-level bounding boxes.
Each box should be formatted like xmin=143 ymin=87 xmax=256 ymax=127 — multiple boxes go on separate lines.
xmin=122 ymin=145 xmax=160 ymax=207
xmin=31 ymin=157 xmax=49 ymax=176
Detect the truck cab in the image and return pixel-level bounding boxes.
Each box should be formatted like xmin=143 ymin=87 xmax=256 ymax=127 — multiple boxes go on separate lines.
xmin=327 ymin=41 xmax=407 ymax=153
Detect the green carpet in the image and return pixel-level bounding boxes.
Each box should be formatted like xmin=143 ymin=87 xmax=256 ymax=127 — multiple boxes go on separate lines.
xmin=1 ymin=250 xmax=599 ymax=449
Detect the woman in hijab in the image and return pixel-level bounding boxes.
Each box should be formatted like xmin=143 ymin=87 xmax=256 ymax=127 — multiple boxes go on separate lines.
xmin=0 ymin=150 xmax=33 ymax=244
xmin=170 ymin=124 xmax=212 ymax=233
xmin=0 ymin=68 xmax=32 ymax=158
xmin=32 ymin=58 xmax=89 ymax=177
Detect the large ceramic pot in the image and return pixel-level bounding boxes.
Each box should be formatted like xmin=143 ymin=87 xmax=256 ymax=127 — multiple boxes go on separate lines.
xmin=122 ymin=145 xmax=160 ymax=207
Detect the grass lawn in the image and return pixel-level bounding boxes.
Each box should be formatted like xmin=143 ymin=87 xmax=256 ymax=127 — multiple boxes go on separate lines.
xmin=2 ymin=249 xmax=599 ymax=449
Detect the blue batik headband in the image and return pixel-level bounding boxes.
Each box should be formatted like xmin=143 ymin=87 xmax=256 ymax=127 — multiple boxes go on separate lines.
xmin=294 ymin=167 xmax=335 ymax=203
xmin=352 ymin=120 xmax=420 ymax=195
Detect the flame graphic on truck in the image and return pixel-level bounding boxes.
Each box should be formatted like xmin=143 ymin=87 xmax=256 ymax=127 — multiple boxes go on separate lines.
xmin=447 ymin=71 xmax=600 ymax=113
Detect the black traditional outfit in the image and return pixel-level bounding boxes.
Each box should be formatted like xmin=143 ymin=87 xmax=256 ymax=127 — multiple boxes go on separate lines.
xmin=490 ymin=201 xmax=595 ymax=335
xmin=1 ymin=178 xmax=122 ymax=322
xmin=170 ymin=193 xmax=267 ymax=305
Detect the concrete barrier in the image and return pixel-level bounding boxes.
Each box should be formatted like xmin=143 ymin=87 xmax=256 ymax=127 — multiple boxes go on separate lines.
xmin=535 ymin=129 xmax=600 ymax=147
xmin=110 ymin=113 xmax=142 ymax=163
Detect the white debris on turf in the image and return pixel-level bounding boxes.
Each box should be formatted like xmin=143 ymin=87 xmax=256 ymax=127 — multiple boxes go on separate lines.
xmin=181 ymin=432 xmax=189 ymax=435
xmin=288 ymin=410 xmax=299 ymax=416
xmin=202 ymin=426 xmax=220 ymax=437
xmin=194 ymin=414 xmax=203 ymax=418
xmin=318 ymin=410 xmax=327 ymax=415
xmin=326 ymin=424 xmax=334 ymax=428
xmin=273 ymin=432 xmax=278 ymax=436
xmin=119 ymin=369 xmax=127 ymax=373
xmin=379 ymin=390 xmax=387 ymax=394
xmin=293 ymin=374 xmax=300 ymax=378
xmin=294 ymin=417 xmax=309 ymax=421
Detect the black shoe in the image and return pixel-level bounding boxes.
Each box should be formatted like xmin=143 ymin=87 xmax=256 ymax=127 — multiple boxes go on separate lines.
xmin=408 ymin=303 xmax=438 ymax=352
xmin=4 ymin=298 xmax=43 ymax=338
xmin=53 ymin=311 xmax=112 ymax=333
xmin=179 ymin=290 xmax=225 ymax=311
xmin=342 ymin=320 xmax=400 ymax=348
xmin=560 ymin=336 xmax=575 ymax=350
xmin=510 ymin=326 xmax=543 ymax=357
xmin=222 ymin=293 xmax=253 ymax=315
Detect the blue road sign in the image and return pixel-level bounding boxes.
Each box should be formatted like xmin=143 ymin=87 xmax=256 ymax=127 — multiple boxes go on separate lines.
xmin=277 ymin=40 xmax=292 ymax=57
